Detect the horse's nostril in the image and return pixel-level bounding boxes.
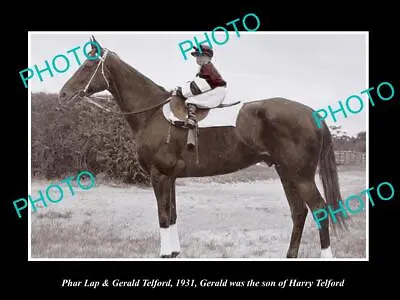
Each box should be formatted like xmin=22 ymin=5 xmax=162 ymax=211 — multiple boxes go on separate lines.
xmin=60 ymin=92 xmax=66 ymax=98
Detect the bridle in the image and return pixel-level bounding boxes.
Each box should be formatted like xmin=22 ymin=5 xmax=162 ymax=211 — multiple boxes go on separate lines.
xmin=77 ymin=48 xmax=172 ymax=115
xmin=80 ymin=48 xmax=110 ymax=98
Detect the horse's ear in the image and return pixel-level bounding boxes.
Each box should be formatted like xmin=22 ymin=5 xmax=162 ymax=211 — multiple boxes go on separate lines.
xmin=91 ymin=35 xmax=102 ymax=50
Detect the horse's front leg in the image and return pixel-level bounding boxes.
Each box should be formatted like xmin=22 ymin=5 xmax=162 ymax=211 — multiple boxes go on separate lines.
xmin=169 ymin=178 xmax=181 ymax=257
xmin=151 ymin=167 xmax=174 ymax=258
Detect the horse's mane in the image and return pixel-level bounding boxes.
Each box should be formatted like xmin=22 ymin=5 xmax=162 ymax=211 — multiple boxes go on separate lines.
xmin=109 ymin=50 xmax=168 ymax=93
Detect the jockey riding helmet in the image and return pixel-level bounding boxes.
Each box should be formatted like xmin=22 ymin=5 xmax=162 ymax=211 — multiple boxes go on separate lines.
xmin=191 ymin=45 xmax=214 ymax=58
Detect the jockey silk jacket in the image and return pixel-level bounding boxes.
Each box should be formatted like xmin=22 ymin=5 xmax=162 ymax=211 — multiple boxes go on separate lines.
xmin=197 ymin=62 xmax=227 ymax=89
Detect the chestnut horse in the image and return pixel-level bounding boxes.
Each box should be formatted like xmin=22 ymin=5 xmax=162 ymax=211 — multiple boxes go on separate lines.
xmin=58 ymin=37 xmax=345 ymax=258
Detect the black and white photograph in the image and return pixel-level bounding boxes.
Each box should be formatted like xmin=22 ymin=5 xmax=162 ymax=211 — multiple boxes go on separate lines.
xmin=28 ymin=32 xmax=368 ymax=260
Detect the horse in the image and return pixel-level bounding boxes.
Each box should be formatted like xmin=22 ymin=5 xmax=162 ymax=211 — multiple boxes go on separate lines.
xmin=58 ymin=36 xmax=346 ymax=259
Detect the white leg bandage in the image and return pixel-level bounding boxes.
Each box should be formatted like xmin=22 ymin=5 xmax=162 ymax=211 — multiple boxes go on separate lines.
xmin=320 ymin=246 xmax=334 ymax=258
xmin=159 ymin=227 xmax=172 ymax=256
xmin=169 ymin=223 xmax=181 ymax=253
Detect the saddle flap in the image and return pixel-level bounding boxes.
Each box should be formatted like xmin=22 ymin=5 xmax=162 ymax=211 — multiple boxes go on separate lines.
xmin=169 ymin=95 xmax=209 ymax=122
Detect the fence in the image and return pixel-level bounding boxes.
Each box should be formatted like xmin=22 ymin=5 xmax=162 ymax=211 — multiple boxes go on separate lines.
xmin=334 ymin=151 xmax=366 ymax=165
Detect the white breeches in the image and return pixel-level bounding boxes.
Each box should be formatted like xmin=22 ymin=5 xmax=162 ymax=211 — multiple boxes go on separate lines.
xmin=185 ymin=86 xmax=227 ymax=109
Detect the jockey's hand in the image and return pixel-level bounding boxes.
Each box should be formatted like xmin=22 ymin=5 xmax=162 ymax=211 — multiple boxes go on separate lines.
xmin=169 ymin=87 xmax=179 ymax=95
xmin=176 ymin=87 xmax=183 ymax=98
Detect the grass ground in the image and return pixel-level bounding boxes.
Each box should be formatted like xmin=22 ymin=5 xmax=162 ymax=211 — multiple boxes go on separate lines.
xmin=30 ymin=163 xmax=366 ymax=259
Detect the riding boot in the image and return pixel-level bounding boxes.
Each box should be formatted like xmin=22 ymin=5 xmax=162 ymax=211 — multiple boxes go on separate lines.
xmin=186 ymin=104 xmax=197 ymax=129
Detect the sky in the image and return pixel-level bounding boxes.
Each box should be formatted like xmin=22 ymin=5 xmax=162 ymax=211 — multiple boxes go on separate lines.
xmin=29 ymin=32 xmax=367 ymax=136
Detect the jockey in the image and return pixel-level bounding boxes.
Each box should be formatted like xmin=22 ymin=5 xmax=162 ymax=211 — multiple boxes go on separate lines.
xmin=174 ymin=45 xmax=227 ymax=129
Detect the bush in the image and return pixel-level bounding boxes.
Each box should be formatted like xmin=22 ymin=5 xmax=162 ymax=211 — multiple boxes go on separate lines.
xmin=31 ymin=92 xmax=150 ymax=185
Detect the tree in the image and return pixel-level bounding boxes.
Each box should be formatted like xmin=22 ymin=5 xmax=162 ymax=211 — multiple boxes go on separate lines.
xmin=355 ymin=131 xmax=366 ymax=152
xmin=357 ymin=131 xmax=366 ymax=141
xmin=328 ymin=126 xmax=366 ymax=152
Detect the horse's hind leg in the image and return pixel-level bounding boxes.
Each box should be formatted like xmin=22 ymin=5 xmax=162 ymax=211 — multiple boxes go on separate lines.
xmin=276 ymin=168 xmax=308 ymax=258
xmin=277 ymin=167 xmax=332 ymax=258
xmin=303 ymin=181 xmax=333 ymax=258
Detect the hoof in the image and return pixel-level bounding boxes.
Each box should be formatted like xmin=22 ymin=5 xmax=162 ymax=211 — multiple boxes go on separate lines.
xmin=286 ymin=251 xmax=298 ymax=258
xmin=171 ymin=251 xmax=180 ymax=258
xmin=160 ymin=254 xmax=172 ymax=258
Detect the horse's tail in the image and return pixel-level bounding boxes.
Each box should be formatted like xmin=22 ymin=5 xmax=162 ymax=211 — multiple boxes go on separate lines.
xmin=318 ymin=122 xmax=348 ymax=230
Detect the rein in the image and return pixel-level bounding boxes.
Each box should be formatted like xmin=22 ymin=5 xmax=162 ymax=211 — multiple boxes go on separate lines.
xmin=84 ymin=95 xmax=172 ymax=115
xmin=79 ymin=47 xmax=172 ymax=115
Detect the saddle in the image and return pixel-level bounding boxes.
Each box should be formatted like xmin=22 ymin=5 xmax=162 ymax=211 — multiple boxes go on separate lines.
xmin=164 ymin=94 xmax=240 ymax=129
xmin=162 ymin=93 xmax=241 ymax=163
